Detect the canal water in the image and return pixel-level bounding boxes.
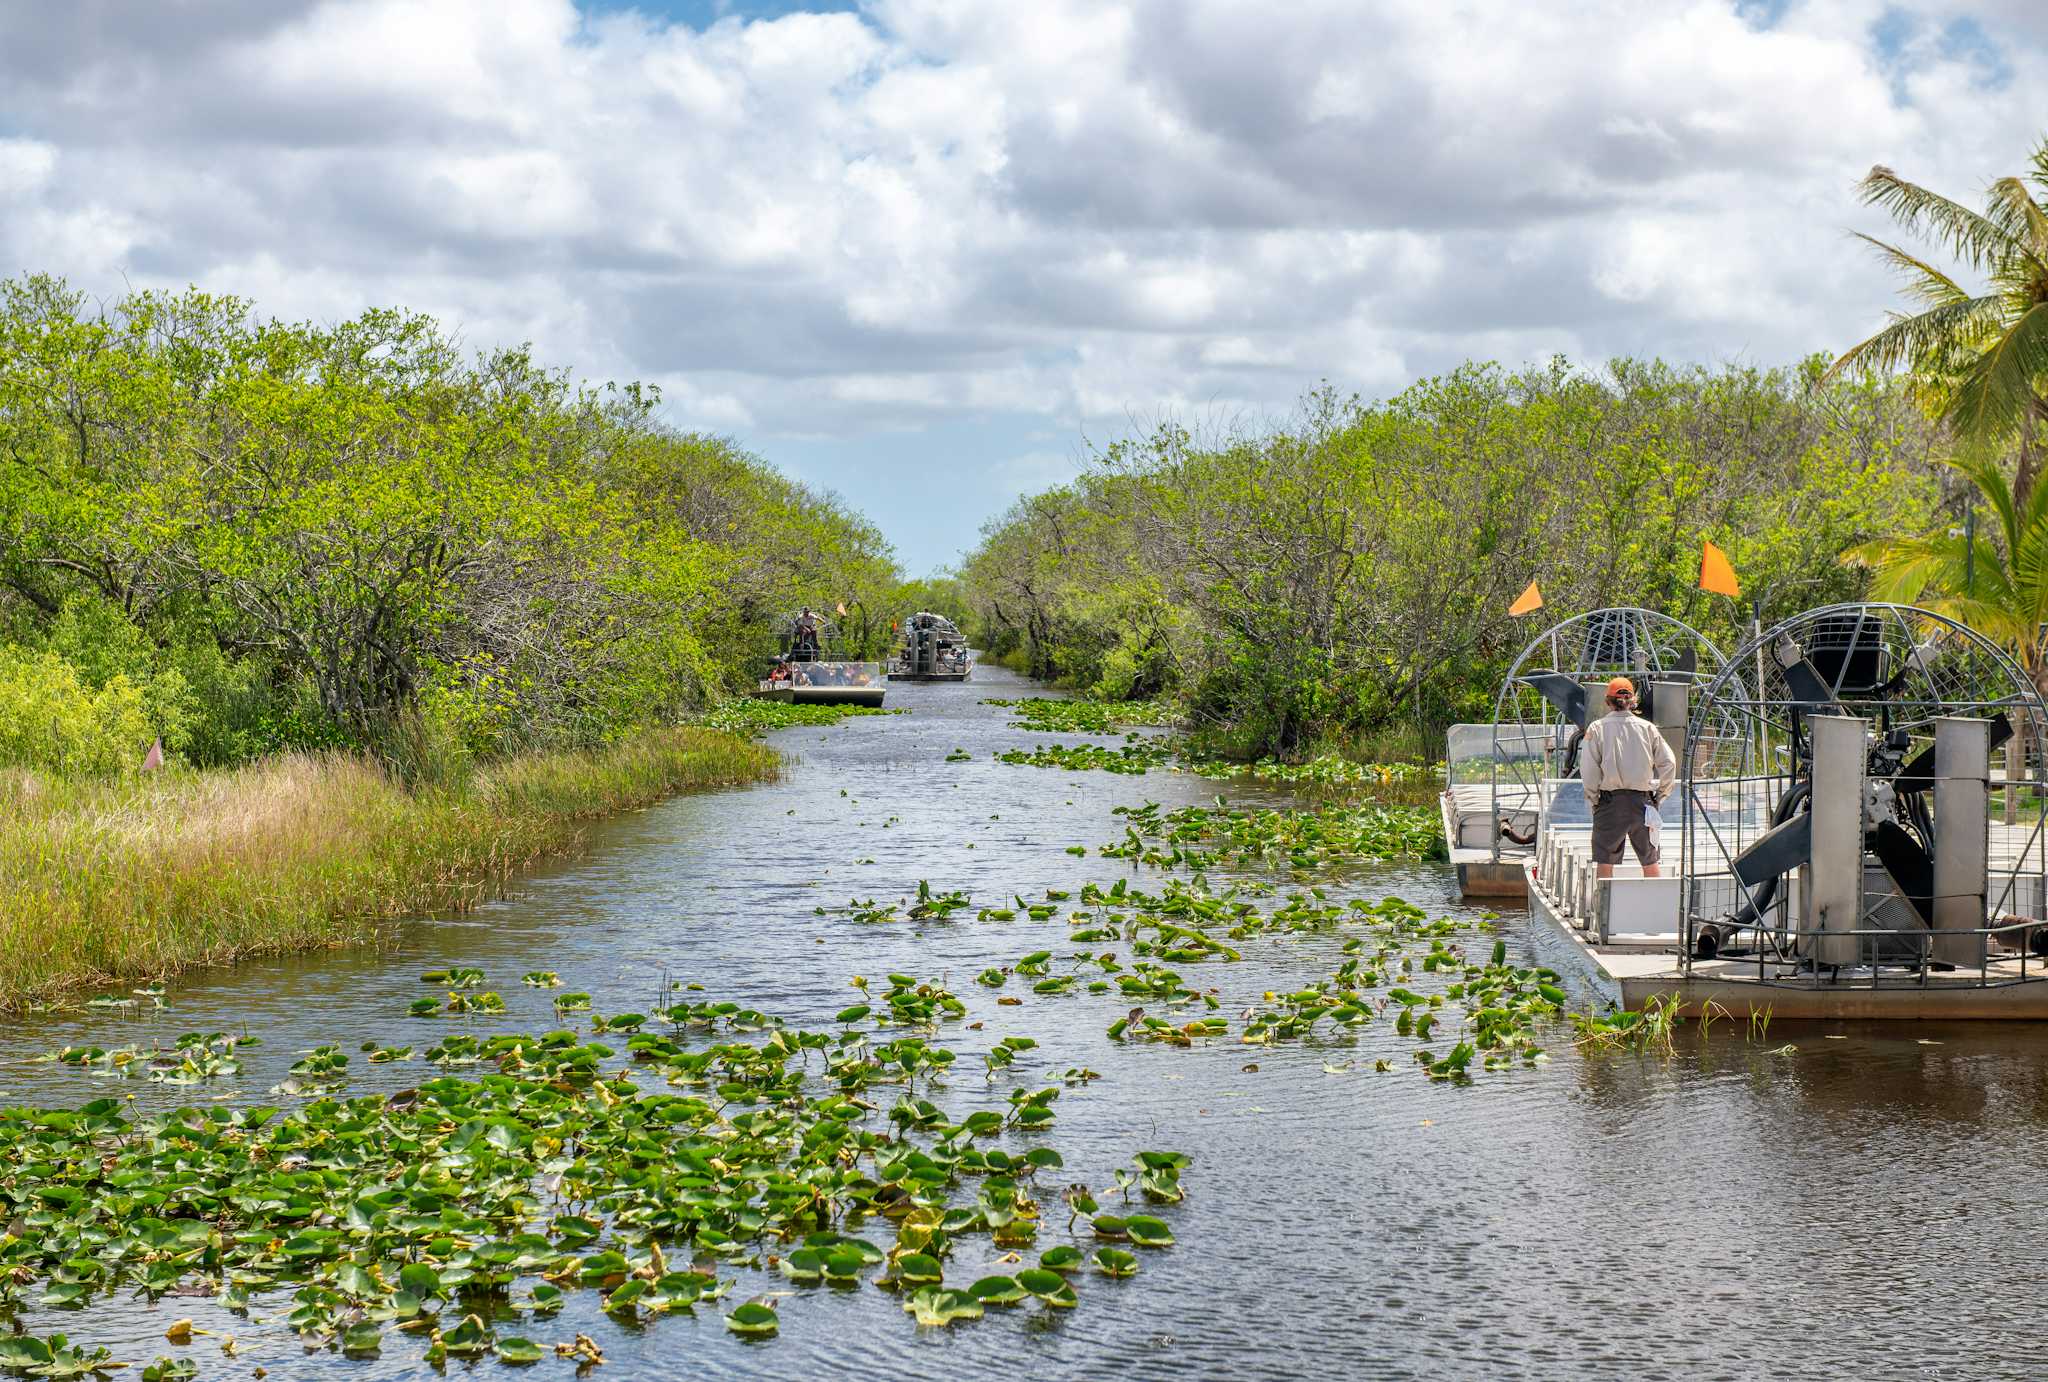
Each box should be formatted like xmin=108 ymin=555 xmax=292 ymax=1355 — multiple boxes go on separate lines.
xmin=8 ymin=663 xmax=2048 ymax=1379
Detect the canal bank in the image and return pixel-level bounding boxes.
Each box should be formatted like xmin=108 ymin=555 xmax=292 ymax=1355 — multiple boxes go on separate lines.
xmin=4 ymin=664 xmax=2047 ymax=1380
xmin=0 ymin=727 xmax=779 ymax=1009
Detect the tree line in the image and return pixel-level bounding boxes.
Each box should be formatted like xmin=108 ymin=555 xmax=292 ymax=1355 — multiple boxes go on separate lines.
xmin=960 ymin=357 xmax=1948 ymax=758
xmin=0 ymin=274 xmax=899 ymax=778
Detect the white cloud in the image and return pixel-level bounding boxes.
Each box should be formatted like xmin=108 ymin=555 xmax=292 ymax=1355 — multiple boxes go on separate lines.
xmin=0 ymin=0 xmax=2041 ymax=567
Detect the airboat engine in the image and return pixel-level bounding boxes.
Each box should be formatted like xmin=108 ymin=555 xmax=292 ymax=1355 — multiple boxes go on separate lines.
xmin=1692 ymin=607 xmax=2028 ymax=970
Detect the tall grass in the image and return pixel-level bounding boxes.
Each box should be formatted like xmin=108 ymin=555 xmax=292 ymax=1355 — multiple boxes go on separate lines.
xmin=0 ymin=727 xmax=778 ymax=1008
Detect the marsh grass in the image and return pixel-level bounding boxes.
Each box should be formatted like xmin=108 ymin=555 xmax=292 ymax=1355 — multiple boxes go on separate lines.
xmin=0 ymin=728 xmax=777 ymax=1008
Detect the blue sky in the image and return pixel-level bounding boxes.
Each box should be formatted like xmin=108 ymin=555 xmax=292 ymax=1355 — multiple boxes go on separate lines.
xmin=0 ymin=0 xmax=2041 ymax=573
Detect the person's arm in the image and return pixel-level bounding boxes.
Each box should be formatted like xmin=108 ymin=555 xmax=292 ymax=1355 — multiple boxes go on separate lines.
xmin=1581 ymin=721 xmax=1603 ymax=810
xmin=1651 ymin=723 xmax=1678 ymax=803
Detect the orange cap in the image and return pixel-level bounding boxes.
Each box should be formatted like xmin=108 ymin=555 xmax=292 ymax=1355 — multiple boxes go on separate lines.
xmin=1604 ymin=676 xmax=1635 ymax=698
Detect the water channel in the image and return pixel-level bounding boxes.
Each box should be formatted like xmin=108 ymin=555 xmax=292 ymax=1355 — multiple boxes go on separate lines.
xmin=9 ymin=664 xmax=2048 ymax=1379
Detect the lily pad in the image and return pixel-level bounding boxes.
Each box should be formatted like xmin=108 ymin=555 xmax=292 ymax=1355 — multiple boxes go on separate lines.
xmin=1093 ymin=1247 xmax=1140 ymax=1277
xmin=725 ymin=1302 xmax=779 ymax=1337
xmin=904 ymin=1287 xmax=984 ymax=1326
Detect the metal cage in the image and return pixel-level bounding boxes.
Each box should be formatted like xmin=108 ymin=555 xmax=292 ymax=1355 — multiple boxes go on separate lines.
xmin=1678 ymin=602 xmax=2048 ymax=987
xmin=1485 ymin=608 xmax=1726 ymax=862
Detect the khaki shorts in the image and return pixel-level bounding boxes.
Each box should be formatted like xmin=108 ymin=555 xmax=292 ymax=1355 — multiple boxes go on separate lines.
xmin=1591 ymin=789 xmax=1660 ymax=865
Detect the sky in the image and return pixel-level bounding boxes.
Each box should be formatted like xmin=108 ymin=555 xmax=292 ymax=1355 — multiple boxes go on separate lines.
xmin=2 ymin=1 xmax=2044 ymax=574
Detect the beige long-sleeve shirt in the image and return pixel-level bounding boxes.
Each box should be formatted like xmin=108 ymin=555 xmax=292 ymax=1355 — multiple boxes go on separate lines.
xmin=1580 ymin=709 xmax=1677 ymax=808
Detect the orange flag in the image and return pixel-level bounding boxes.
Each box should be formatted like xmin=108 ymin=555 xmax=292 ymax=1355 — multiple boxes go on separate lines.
xmin=835 ymin=601 xmax=847 ymax=616
xmin=1699 ymin=540 xmax=1740 ymax=598
xmin=141 ymin=738 xmax=164 ymax=772
xmin=1508 ymin=580 xmax=1544 ymax=617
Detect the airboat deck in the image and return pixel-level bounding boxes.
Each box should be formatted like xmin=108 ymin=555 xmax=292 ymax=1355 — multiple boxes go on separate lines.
xmin=1441 ymin=783 xmax=1531 ymax=900
xmin=1526 ymin=819 xmax=2048 ymax=1020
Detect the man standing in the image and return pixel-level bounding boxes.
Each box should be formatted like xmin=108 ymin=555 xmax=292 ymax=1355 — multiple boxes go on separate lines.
xmin=1580 ymin=676 xmax=1677 ymax=879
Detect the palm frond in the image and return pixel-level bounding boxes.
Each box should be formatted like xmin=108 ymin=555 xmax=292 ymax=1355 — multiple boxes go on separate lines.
xmin=1827 ymin=294 xmax=2009 ymax=380
xmin=1984 ymin=176 xmax=2048 ymax=274
xmin=1843 ymin=534 xmax=1962 ymax=603
xmin=1947 ymin=301 xmax=2048 ymax=442
xmin=1860 ymin=165 xmax=2025 ymax=273
xmin=1849 ymin=232 xmax=1970 ymax=307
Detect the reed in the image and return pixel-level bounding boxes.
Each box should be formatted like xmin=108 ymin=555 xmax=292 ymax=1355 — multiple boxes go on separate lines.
xmin=0 ymin=728 xmax=778 ymax=1009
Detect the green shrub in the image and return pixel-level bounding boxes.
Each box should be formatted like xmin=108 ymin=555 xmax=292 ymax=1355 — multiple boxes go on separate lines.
xmin=0 ymin=650 xmax=156 ymax=776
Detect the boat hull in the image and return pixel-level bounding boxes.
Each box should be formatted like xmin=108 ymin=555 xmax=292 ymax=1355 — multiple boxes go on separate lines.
xmin=1525 ymin=863 xmax=2048 ymax=1020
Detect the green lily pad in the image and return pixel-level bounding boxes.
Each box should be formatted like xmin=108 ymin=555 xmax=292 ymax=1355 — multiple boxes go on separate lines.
xmin=967 ymin=1274 xmax=1028 ymax=1304
xmin=1093 ymin=1247 xmax=1140 ymax=1277
xmin=440 ymin=1314 xmax=494 ymax=1357
xmin=904 ymin=1286 xmax=984 ymax=1326
xmin=1125 ymin=1215 xmax=1175 ymax=1247
xmin=340 ymin=1321 xmax=384 ymax=1354
xmin=1038 ymin=1244 xmax=1084 ymax=1272
xmin=725 ymin=1302 xmax=779 ymax=1336
xmin=496 ymin=1337 xmax=544 ymax=1364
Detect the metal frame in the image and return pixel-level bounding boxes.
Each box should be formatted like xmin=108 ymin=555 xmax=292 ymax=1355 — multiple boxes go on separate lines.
xmin=1487 ymin=608 xmax=1726 ymax=861
xmin=1677 ymin=602 xmax=2048 ymax=989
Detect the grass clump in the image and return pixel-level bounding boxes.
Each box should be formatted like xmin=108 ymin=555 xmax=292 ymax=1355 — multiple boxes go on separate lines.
xmin=0 ymin=727 xmax=777 ymax=1008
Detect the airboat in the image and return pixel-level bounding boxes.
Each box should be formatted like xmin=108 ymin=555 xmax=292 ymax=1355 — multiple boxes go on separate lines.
xmin=1443 ymin=608 xmax=1725 ymax=900
xmin=1524 ymin=602 xmax=2048 ymax=1018
xmin=887 ymin=612 xmax=973 ymax=682
xmin=754 ymin=611 xmax=885 ymax=708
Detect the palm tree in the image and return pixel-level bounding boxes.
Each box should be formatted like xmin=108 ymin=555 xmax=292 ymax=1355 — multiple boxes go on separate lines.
xmin=1827 ymin=141 xmax=2048 ymax=509
xmin=1845 ymin=451 xmax=2048 ymax=696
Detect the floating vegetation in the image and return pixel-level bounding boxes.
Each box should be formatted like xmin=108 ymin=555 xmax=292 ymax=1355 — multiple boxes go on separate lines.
xmin=995 ymin=739 xmax=1171 ymax=774
xmin=0 ymin=982 xmax=1188 ymax=1369
xmin=982 ymin=698 xmax=1178 ymax=734
xmin=37 ymin=1032 xmax=255 ymax=1085
xmin=1101 ymin=798 xmax=1444 ymax=871
xmin=945 ymin=749 xmax=973 ymax=762
xmin=1570 ymin=993 xmax=1687 ymax=1055
xmin=819 ymin=881 xmax=971 ymax=924
xmin=697 ymin=699 xmax=906 ymax=736
xmin=1172 ymin=752 xmax=1445 ymax=806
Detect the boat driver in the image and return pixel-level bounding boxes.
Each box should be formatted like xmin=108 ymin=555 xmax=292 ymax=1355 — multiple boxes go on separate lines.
xmin=1580 ymin=676 xmax=1676 ymax=879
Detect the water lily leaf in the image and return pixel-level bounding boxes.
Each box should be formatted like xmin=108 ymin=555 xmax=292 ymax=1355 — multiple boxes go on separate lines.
xmin=725 ymin=1302 xmax=779 ymax=1336
xmin=1015 ymin=1267 xmax=1065 ymax=1297
xmin=967 ymin=1275 xmax=1028 ymax=1305
xmin=1125 ymin=1215 xmax=1175 ymax=1247
xmin=892 ymin=1251 xmax=942 ymax=1285
xmin=0 ymin=1338 xmax=52 ymax=1367
xmin=1038 ymin=1245 xmax=1083 ymax=1272
xmin=440 ymin=1314 xmax=494 ymax=1356
xmin=1091 ymin=1215 xmax=1128 ymax=1239
xmin=496 ymin=1337 xmax=544 ymax=1364
xmin=340 ymin=1321 xmax=384 ymax=1354
xmin=904 ymin=1287 xmax=983 ymax=1326
xmin=779 ymin=1248 xmax=825 ymax=1283
xmin=398 ymin=1263 xmax=439 ymax=1299
xmin=1093 ymin=1247 xmax=1140 ymax=1277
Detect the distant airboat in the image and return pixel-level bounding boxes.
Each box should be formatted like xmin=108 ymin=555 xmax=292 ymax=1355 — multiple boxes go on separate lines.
xmin=754 ymin=611 xmax=885 ymax=708
xmin=887 ymin=612 xmax=973 ymax=683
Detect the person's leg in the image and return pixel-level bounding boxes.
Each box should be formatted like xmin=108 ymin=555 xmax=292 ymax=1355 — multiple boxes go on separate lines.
xmin=1629 ymin=798 xmax=1663 ymax=877
xmin=1591 ymin=793 xmax=1623 ymax=879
